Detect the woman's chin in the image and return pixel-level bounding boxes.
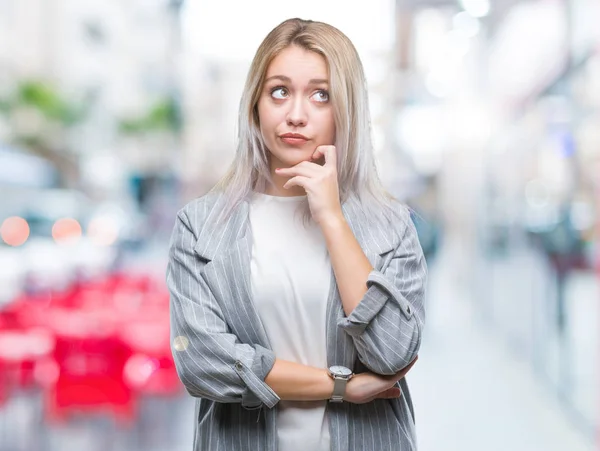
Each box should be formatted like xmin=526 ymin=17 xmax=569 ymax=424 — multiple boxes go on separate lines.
xmin=274 ymin=152 xmax=312 ymax=167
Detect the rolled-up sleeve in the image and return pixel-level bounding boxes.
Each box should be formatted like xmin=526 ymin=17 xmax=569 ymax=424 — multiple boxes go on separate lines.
xmin=337 ymin=210 xmax=427 ymax=375
xmin=167 ymin=210 xmax=280 ymax=409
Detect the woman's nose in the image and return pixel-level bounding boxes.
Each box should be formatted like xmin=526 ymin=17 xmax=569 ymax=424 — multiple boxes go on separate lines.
xmin=286 ymin=98 xmax=308 ymax=127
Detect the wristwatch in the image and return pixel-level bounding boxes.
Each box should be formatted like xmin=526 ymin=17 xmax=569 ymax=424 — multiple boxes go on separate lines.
xmin=328 ymin=365 xmax=354 ymax=403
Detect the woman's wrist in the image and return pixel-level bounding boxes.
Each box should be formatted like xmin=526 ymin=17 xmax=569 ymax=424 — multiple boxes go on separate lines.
xmin=322 ymin=368 xmax=335 ymax=400
xmin=265 ymin=359 xmax=336 ymax=401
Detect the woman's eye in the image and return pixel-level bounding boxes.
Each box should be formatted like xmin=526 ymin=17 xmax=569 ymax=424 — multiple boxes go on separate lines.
xmin=312 ymin=90 xmax=329 ymax=102
xmin=271 ymin=87 xmax=288 ymax=99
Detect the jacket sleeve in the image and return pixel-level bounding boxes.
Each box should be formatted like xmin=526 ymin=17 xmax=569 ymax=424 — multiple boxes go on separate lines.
xmin=167 ymin=209 xmax=280 ymax=409
xmin=337 ymin=210 xmax=427 ymax=375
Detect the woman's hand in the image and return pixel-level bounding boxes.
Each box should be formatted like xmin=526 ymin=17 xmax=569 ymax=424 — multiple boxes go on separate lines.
xmin=275 ymin=145 xmax=342 ymax=226
xmin=344 ymin=357 xmax=418 ymax=404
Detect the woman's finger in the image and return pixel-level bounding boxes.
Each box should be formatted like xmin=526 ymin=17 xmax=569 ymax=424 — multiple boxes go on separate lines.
xmin=275 ymin=161 xmax=321 ymax=178
xmin=377 ymin=387 xmax=401 ymax=399
xmin=311 ymin=152 xmax=326 ymax=166
xmin=282 ymin=175 xmax=311 ymax=190
xmin=312 ymin=145 xmax=337 ymax=169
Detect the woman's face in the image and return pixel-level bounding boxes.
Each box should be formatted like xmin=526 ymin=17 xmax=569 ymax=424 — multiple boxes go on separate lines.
xmin=257 ymin=45 xmax=335 ymax=172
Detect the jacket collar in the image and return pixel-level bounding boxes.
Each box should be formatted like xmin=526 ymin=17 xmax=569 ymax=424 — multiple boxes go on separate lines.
xmin=193 ymin=192 xmax=398 ymax=261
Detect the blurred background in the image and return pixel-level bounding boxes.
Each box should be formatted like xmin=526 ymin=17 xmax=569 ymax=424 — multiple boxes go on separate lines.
xmin=0 ymin=0 xmax=598 ymax=450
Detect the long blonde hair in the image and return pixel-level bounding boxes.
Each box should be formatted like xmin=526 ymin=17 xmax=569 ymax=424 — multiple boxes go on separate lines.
xmin=210 ymin=17 xmax=399 ymax=226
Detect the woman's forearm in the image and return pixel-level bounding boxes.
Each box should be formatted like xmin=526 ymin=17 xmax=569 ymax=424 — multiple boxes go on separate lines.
xmin=319 ymin=214 xmax=373 ymax=316
xmin=265 ymin=359 xmax=334 ymax=401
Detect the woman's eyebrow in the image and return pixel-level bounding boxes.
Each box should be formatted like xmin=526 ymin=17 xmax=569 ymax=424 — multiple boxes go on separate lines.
xmin=264 ymin=75 xmax=329 ymax=85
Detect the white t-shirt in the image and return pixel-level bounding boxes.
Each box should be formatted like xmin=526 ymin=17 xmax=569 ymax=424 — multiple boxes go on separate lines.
xmin=249 ymin=191 xmax=331 ymax=451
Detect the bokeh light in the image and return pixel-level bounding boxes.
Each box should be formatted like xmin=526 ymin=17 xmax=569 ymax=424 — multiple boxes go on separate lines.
xmin=87 ymin=216 xmax=119 ymax=246
xmin=1 ymin=216 xmax=30 ymax=246
xmin=173 ymin=336 xmax=189 ymax=352
xmin=51 ymin=218 xmax=82 ymax=244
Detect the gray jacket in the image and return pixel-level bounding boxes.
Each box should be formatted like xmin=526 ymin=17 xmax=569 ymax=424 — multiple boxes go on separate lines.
xmin=167 ymin=191 xmax=427 ymax=451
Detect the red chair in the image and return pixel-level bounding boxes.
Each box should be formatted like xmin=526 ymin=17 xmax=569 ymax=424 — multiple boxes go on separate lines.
xmin=43 ymin=308 xmax=136 ymax=425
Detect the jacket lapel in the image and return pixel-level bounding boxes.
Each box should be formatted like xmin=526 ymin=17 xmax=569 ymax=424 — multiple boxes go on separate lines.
xmin=193 ymin=196 xmax=273 ymax=348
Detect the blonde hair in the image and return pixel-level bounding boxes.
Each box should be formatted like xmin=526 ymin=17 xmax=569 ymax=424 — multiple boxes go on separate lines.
xmin=210 ymin=17 xmax=399 ymax=226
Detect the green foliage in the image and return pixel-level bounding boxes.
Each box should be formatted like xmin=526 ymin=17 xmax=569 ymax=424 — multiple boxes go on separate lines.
xmin=0 ymin=80 xmax=86 ymax=125
xmin=119 ymin=96 xmax=181 ymax=135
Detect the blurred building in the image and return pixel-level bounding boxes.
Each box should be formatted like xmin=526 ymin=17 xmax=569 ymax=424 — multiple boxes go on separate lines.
xmin=392 ymin=0 xmax=600 ymax=439
xmin=0 ymin=0 xmax=183 ymax=200
xmin=179 ymin=58 xmax=247 ymax=196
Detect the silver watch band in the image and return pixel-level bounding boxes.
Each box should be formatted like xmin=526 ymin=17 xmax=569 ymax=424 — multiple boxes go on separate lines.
xmin=330 ymin=376 xmax=348 ymax=403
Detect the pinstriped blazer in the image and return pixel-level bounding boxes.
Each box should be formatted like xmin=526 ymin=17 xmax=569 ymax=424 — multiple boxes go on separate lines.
xmin=166 ymin=191 xmax=427 ymax=451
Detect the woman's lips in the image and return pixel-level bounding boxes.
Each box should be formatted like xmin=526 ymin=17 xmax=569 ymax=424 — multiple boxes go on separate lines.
xmin=280 ymin=136 xmax=308 ymax=146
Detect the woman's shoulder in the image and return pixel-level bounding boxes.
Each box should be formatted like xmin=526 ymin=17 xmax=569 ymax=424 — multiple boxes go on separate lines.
xmin=384 ymin=196 xmax=412 ymax=221
xmin=346 ymin=193 xmax=413 ymax=237
xmin=176 ymin=191 xmax=226 ymax=233
xmin=379 ymin=199 xmax=415 ymax=246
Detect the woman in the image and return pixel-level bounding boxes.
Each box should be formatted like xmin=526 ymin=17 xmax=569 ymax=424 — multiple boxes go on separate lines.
xmin=167 ymin=18 xmax=427 ymax=451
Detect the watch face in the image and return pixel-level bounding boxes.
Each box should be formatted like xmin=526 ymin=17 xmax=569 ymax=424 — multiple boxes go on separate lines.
xmin=329 ymin=365 xmax=353 ymax=377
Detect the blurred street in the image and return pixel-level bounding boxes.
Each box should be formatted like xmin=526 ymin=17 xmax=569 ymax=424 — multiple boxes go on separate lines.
xmin=412 ymin=238 xmax=595 ymax=451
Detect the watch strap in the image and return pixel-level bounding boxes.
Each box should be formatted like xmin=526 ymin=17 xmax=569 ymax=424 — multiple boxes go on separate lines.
xmin=330 ymin=376 xmax=347 ymax=403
